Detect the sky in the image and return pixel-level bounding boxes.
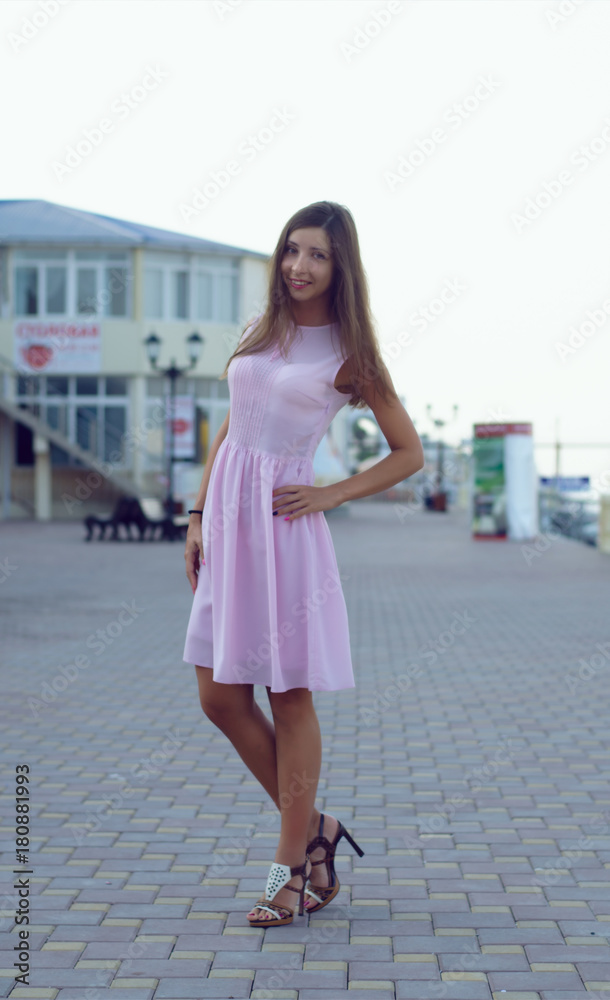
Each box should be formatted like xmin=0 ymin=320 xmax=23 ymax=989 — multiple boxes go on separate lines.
xmin=2 ymin=0 xmax=609 ymax=480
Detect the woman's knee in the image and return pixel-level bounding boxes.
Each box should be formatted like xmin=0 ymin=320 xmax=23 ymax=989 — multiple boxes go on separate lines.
xmin=268 ymin=687 xmax=313 ymax=726
xmin=195 ymin=666 xmax=252 ymax=728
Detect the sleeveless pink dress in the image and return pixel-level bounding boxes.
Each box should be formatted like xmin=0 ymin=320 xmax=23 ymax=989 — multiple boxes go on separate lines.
xmin=182 ymin=319 xmax=355 ymax=693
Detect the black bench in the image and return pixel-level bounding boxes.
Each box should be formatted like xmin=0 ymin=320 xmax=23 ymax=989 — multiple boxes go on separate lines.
xmin=84 ymin=496 xmax=140 ymax=540
xmin=83 ymin=496 xmax=190 ymax=542
xmin=132 ymin=498 xmax=190 ymax=541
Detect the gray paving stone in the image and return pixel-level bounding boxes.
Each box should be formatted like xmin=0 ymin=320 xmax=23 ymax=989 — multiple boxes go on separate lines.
xmin=526 ymin=944 xmax=610 ymax=961
xmin=298 ymin=994 xmax=394 ymax=1000
xmin=539 ymin=993 xmax=591 ymax=999
xmin=348 ymin=960 xmax=439 ymax=980
xmin=488 ymin=971 xmax=586 ymax=989
xmin=2 ymin=503 xmax=609 ymax=998
xmin=396 ymin=983 xmax=492 ymax=999
xmin=299 ymin=989 xmax=395 ymax=1000
xmin=27 ymin=969 xmax=116 ymax=986
xmin=155 ymin=979 xmax=251 ymax=998
xmin=56 ymin=992 xmax=155 ymax=1000
xmin=304 ymin=943 xmax=393 ymax=961
xmin=253 ymin=969 xmax=346 ymax=988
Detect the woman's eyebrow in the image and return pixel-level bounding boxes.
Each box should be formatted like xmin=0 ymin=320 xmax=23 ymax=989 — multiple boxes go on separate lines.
xmin=286 ymin=239 xmax=329 ymax=253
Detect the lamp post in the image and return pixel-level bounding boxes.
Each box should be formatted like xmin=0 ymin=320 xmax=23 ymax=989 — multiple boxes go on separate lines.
xmin=426 ymin=404 xmax=458 ymax=511
xmin=144 ymin=331 xmax=204 ymax=514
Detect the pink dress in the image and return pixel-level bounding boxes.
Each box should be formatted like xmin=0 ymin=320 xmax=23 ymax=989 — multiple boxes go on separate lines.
xmin=182 ymin=319 xmax=355 ymax=693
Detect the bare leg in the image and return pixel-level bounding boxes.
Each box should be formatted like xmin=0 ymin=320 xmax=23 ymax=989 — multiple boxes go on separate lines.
xmin=248 ymin=687 xmax=321 ymax=920
xmin=194 ymin=666 xmax=280 ymax=807
xmin=195 ymin=667 xmax=324 ymax=920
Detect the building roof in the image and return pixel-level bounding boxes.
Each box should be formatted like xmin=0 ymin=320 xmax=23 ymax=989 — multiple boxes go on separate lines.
xmin=0 ymin=199 xmax=268 ymax=259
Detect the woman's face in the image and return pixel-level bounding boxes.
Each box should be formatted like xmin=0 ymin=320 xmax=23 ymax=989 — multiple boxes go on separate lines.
xmin=280 ymin=226 xmax=334 ymax=305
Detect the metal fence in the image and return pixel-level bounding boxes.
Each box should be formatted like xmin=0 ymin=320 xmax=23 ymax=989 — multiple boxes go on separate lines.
xmin=538 ymin=487 xmax=599 ymax=547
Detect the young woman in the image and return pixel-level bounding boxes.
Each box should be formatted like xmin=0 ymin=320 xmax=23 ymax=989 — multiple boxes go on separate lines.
xmin=183 ymin=201 xmax=424 ymax=927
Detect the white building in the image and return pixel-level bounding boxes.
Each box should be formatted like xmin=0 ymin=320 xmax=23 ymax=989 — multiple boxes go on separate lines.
xmin=0 ymin=199 xmax=269 ymax=519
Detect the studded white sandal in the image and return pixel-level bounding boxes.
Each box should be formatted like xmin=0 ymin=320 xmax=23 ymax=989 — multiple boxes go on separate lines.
xmin=247 ymin=860 xmax=309 ymax=927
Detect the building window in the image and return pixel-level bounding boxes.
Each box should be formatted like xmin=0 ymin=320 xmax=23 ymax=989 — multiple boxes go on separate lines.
xmin=218 ymin=272 xmax=238 ymax=322
xmin=143 ymin=254 xmax=241 ymax=323
xmin=103 ymin=406 xmax=126 ymax=462
xmin=172 ymin=270 xmax=189 ymax=319
xmin=76 ymin=376 xmax=98 ymax=396
xmin=45 ymin=266 xmax=67 ymax=314
xmin=14 ymin=375 xmax=130 ymax=468
xmin=144 ymin=268 xmax=163 ymax=318
xmin=196 ymin=272 xmax=213 ymax=320
xmin=76 ymin=405 xmax=98 ymax=452
xmin=105 ymin=376 xmax=128 ymax=396
xmin=77 ymin=268 xmax=97 ymax=314
xmin=15 ymin=267 xmax=38 ymax=315
xmin=13 ymin=251 xmax=130 ymax=318
xmin=106 ymin=266 xmax=128 ymax=316
xmin=46 ymin=376 xmax=68 ymax=397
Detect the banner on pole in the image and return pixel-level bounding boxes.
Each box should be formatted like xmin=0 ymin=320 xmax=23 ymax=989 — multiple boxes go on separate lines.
xmin=165 ymin=394 xmax=195 ymax=459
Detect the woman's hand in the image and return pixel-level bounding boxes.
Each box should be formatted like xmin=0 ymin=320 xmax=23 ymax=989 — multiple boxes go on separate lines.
xmin=184 ymin=520 xmax=204 ymax=594
xmin=271 ymin=483 xmax=343 ymax=520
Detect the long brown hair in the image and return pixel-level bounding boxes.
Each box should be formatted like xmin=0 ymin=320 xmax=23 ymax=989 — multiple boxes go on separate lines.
xmin=218 ymin=201 xmax=395 ymax=409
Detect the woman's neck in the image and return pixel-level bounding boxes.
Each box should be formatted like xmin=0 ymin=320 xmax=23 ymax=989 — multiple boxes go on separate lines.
xmin=289 ymin=297 xmax=334 ymax=328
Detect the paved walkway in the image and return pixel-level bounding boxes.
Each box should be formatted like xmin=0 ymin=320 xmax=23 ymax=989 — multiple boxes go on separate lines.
xmin=1 ymin=500 xmax=609 ymax=1000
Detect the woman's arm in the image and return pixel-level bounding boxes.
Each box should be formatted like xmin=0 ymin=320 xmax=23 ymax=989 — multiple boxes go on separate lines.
xmin=184 ymin=409 xmax=230 ymax=592
xmin=333 ymin=362 xmax=424 ymax=504
xmin=271 ymin=362 xmax=425 ymax=520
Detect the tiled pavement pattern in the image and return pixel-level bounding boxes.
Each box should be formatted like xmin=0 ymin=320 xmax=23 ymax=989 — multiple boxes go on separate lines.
xmin=1 ymin=499 xmax=610 ymax=1000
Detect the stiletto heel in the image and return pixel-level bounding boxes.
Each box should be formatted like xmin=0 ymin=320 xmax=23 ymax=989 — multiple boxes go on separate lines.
xmin=304 ymin=813 xmax=365 ymax=913
xmin=340 ymin=823 xmax=365 ymax=857
xmin=247 ymin=860 xmax=309 ymax=927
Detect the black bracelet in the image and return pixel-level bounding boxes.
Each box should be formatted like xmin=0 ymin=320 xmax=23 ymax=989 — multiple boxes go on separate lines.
xmin=188 ymin=509 xmax=203 ymax=515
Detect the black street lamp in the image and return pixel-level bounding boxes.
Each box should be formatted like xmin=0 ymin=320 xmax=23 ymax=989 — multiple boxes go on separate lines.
xmin=144 ymin=330 xmax=204 ymax=514
xmin=426 ymin=404 xmax=458 ymax=511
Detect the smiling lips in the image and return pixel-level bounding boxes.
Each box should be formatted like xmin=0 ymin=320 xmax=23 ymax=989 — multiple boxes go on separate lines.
xmin=289 ymin=279 xmax=311 ymax=289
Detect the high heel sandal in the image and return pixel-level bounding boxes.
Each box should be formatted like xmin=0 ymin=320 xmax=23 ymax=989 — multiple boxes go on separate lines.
xmin=304 ymin=813 xmax=365 ymax=913
xmin=247 ymin=860 xmax=309 ymax=927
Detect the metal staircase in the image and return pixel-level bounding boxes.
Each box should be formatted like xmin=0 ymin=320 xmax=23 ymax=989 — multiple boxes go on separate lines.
xmin=0 ymin=354 xmax=147 ymax=499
